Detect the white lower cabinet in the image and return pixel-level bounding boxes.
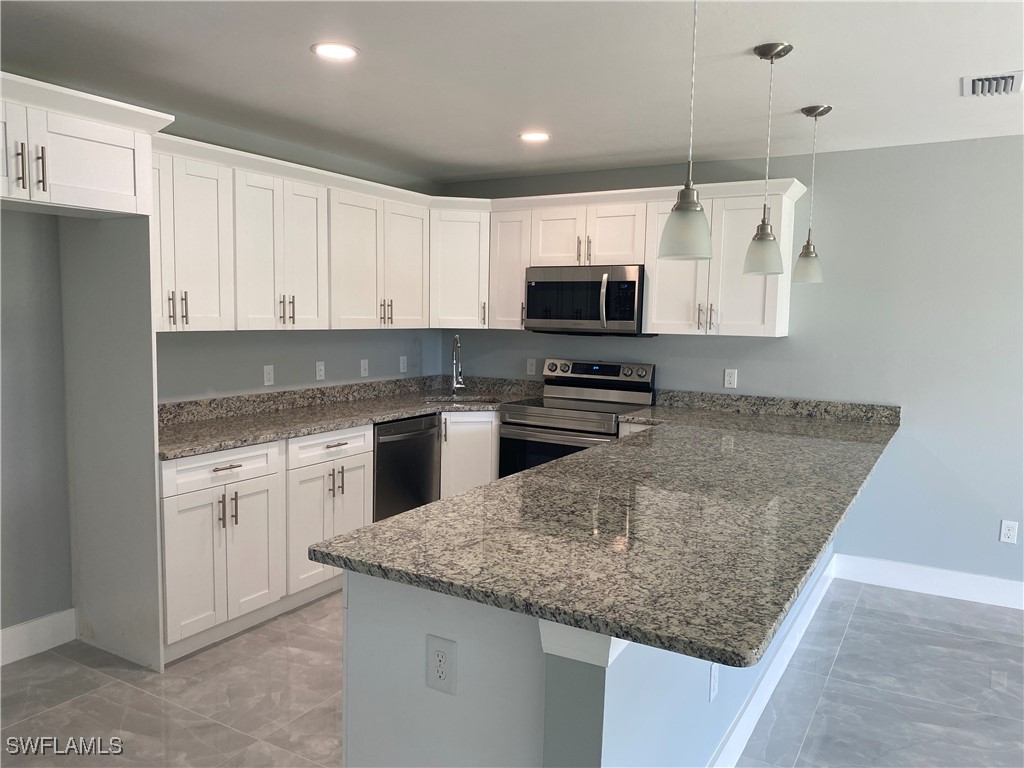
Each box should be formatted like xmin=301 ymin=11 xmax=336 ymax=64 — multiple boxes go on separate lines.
xmin=162 ymin=471 xmax=285 ymax=644
xmin=440 ymin=412 xmax=498 ymax=499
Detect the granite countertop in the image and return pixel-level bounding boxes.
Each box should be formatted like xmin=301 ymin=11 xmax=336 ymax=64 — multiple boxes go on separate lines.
xmin=309 ymin=409 xmax=897 ymax=667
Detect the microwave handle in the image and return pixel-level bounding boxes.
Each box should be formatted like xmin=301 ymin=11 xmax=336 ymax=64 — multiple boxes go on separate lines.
xmin=599 ymin=272 xmax=609 ymax=328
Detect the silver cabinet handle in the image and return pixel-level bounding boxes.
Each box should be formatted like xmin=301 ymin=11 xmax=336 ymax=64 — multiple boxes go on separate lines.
xmin=697 ymin=303 xmax=703 ymax=330
xmin=168 ymin=290 xmax=177 ymax=326
xmin=339 ymin=465 xmax=345 ymax=495
xmin=576 ymin=236 xmax=581 ymax=264
xmin=280 ymin=295 xmax=287 ymax=325
xmin=443 ymin=417 xmax=448 ymax=442
xmin=379 ymin=300 xmax=385 ymax=325
xmin=328 ymin=468 xmax=336 ymax=498
xmin=289 ymin=295 xmax=296 ymax=324
xmin=16 ymin=142 xmax=27 ymax=189
xmin=37 ymin=145 xmax=47 ymax=192
xmin=520 ymin=302 xmax=525 ymax=327
xmin=387 ymin=299 xmax=393 ymax=325
xmin=599 ymin=272 xmax=609 ymax=329
xmin=218 ymin=493 xmax=227 ymax=529
xmin=587 ymin=235 xmax=592 ymax=264
xmin=708 ymin=303 xmax=715 ymax=330
xmin=212 ymin=463 xmax=243 ymax=473
xmin=231 ymin=490 xmax=239 ymax=525
xmin=325 ymin=441 xmax=349 ymax=449
xmin=182 ymin=290 xmax=190 ymax=326
xmin=481 ymin=301 xmax=487 ymax=326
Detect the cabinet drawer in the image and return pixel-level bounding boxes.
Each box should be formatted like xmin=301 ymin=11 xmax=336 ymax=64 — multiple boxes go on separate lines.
xmin=287 ymin=425 xmax=373 ymax=469
xmin=162 ymin=442 xmax=283 ymax=498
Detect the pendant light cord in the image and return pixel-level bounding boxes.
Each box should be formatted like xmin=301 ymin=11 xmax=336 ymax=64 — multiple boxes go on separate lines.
xmin=807 ymin=116 xmax=818 ymax=242
xmin=762 ymin=57 xmax=775 ymax=214
xmin=685 ymin=0 xmax=698 ymax=184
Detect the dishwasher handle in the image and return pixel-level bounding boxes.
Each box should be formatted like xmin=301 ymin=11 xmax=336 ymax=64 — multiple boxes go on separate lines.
xmin=376 ymin=428 xmax=439 ymax=444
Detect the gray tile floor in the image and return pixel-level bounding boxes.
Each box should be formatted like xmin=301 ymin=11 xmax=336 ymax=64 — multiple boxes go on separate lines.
xmin=740 ymin=579 xmax=1024 ymax=768
xmin=1 ymin=592 xmax=344 ymax=767
xmin=2 ymin=582 xmax=1022 ymax=768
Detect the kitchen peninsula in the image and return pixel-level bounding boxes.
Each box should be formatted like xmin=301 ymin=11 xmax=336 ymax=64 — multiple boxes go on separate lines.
xmin=309 ymin=399 xmax=898 ymax=767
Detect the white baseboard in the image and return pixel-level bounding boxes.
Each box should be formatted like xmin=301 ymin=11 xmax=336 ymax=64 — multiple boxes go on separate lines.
xmin=832 ymin=554 xmax=1024 ymax=610
xmin=1 ymin=609 xmax=77 ymax=665
xmin=711 ymin=555 xmax=836 ymax=768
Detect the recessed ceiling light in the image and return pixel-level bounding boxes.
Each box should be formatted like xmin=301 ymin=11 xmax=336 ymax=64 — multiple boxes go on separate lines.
xmin=519 ymin=132 xmax=550 ymax=143
xmin=311 ymin=42 xmax=359 ymax=61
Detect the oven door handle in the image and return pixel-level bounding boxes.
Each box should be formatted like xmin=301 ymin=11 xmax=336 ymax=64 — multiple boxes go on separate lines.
xmin=500 ymin=425 xmax=612 ymax=448
xmin=599 ymin=272 xmax=609 ymax=329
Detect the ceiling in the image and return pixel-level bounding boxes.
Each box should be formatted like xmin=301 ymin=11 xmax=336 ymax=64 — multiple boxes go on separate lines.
xmin=2 ymin=1 xmax=1021 ymax=185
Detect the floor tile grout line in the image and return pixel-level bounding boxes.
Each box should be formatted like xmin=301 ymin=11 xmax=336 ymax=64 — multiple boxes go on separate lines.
xmin=824 ymin=676 xmax=1024 ymax=724
xmin=262 ymin=689 xmax=343 ymax=745
xmin=849 ymin=609 xmax=1024 ymax=649
xmin=0 ymin=679 xmax=119 ymax=732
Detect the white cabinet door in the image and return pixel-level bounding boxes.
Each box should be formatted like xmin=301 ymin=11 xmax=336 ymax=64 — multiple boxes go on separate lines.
xmin=329 ymin=189 xmax=384 ymax=329
xmin=643 ymin=200 xmax=713 ymax=335
xmin=440 ymin=412 xmax=498 ymax=499
xmin=585 ymin=203 xmax=646 ymax=265
xmin=171 ymin=157 xmax=235 ymax=330
xmin=430 ymin=210 xmax=489 ymax=328
xmin=531 ymin=206 xmax=586 ymax=266
xmin=234 ymin=171 xmax=284 ymax=330
xmin=162 ymin=487 xmax=227 ymax=644
xmin=331 ymin=451 xmax=374 ymax=540
xmin=383 ymin=201 xmax=429 ymax=328
xmin=488 ymin=211 xmax=531 ymax=330
xmin=25 ymin=108 xmax=147 ymax=213
xmin=708 ymin=195 xmax=790 ymax=337
xmin=150 ymin=153 xmax=175 ymax=332
xmin=286 ymin=463 xmax=332 ymax=594
xmin=1 ymin=102 xmax=29 ymax=200
xmin=283 ymin=180 xmax=329 ymax=329
xmin=225 ymin=474 xmax=285 ymax=619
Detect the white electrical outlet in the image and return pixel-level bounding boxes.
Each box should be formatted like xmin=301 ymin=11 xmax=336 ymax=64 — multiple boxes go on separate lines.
xmin=709 ymin=663 xmax=719 ymax=702
xmin=526 ymin=358 xmax=536 ymax=376
xmin=315 ymin=361 xmax=325 ymax=381
xmin=263 ymin=365 xmax=274 ymax=386
xmin=426 ymin=634 xmax=457 ymax=695
xmin=400 ymin=355 xmax=408 ymax=373
xmin=724 ymin=369 xmax=738 ymax=389
xmin=999 ymin=520 xmax=1019 ymax=544
xmin=360 ymin=359 xmax=369 ymax=378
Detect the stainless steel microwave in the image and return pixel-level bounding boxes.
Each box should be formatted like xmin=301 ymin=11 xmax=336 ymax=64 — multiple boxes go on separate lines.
xmin=524 ymin=265 xmax=645 ymax=336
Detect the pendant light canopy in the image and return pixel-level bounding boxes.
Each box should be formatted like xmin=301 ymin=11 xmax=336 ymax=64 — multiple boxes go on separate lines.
xmin=793 ymin=104 xmax=831 ymax=284
xmin=658 ymin=0 xmax=712 ymax=260
xmin=743 ymin=42 xmax=793 ymax=276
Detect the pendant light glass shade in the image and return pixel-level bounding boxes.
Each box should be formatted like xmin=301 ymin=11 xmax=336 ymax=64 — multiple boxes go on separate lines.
xmin=744 ymin=43 xmax=792 ymax=276
xmin=658 ymin=0 xmax=712 ymax=260
xmin=793 ymin=105 xmax=831 ymax=284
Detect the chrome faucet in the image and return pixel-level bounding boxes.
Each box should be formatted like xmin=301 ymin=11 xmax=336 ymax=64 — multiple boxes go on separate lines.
xmin=452 ymin=334 xmax=466 ymax=395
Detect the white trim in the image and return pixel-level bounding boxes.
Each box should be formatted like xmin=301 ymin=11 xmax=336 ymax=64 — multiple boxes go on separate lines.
xmin=832 ymin=554 xmax=1024 ymax=610
xmin=1 ymin=609 xmax=77 ymax=665
xmin=710 ymin=556 xmax=836 ymax=768
xmin=539 ymin=620 xmax=630 ymax=667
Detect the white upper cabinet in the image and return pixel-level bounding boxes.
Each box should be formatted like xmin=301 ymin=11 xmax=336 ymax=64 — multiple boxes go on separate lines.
xmin=165 ymin=157 xmax=235 ymax=331
xmin=329 ymin=189 xmax=384 ymax=329
xmin=282 ymin=181 xmax=329 ymax=329
xmin=440 ymin=412 xmax=499 ymax=499
xmin=585 ymin=203 xmax=646 ymax=265
xmin=531 ymin=204 xmax=646 ymax=266
xmin=643 ymin=199 xmax=713 ymax=335
xmin=430 ymin=210 xmax=489 ymax=328
xmin=150 ymin=153 xmax=174 ymax=332
xmin=2 ymin=102 xmax=28 ymax=200
xmin=234 ymin=171 xmax=284 ymax=330
xmin=488 ymin=211 xmax=532 ymax=330
xmin=383 ymin=201 xmax=430 ymax=328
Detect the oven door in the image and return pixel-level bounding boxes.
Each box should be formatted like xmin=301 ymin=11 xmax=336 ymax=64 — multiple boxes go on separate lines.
xmin=498 ymin=424 xmax=613 ymax=478
xmin=524 ymin=265 xmax=643 ymax=334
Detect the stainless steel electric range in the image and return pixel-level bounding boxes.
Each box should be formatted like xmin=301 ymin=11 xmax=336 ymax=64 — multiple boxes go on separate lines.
xmin=498 ymin=358 xmax=655 ymax=477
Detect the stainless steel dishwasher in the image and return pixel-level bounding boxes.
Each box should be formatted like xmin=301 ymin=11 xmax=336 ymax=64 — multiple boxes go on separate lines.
xmin=373 ymin=414 xmax=441 ymax=522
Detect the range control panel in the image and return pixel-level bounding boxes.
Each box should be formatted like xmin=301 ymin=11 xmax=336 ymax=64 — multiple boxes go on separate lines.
xmin=542 ymin=359 xmax=656 ymax=383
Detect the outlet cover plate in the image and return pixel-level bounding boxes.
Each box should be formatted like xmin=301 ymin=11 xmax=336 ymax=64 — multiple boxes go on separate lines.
xmin=1000 ymin=520 xmax=1018 ymax=544
xmin=724 ymin=369 xmax=738 ymax=389
xmin=526 ymin=358 xmax=537 ymax=376
xmin=263 ymin=365 xmax=274 ymax=386
xmin=315 ymin=361 xmax=325 ymax=381
xmin=426 ymin=634 xmax=457 ymax=695
xmin=360 ymin=359 xmax=369 ymax=378
xmin=399 ymin=355 xmax=408 ymax=373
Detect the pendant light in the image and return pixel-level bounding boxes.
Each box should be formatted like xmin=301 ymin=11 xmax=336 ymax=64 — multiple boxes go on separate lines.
xmin=658 ymin=0 xmax=711 ymax=260
xmin=793 ymin=105 xmax=831 ymax=284
xmin=743 ymin=42 xmax=793 ymax=275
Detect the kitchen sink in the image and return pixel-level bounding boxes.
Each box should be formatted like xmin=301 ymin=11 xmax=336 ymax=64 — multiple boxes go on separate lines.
xmin=422 ymin=395 xmax=502 ymax=404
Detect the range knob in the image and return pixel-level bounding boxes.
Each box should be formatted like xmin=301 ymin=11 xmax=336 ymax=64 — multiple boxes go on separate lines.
xmin=636 ymin=368 xmax=648 ymax=379
xmin=559 ymin=363 xmax=570 ymax=373
xmin=622 ymin=367 xmax=634 ymax=377
xmin=547 ymin=362 xmax=558 ymax=373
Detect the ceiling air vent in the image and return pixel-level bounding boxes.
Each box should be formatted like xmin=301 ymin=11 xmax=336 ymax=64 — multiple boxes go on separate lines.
xmin=961 ymin=71 xmax=1022 ymax=96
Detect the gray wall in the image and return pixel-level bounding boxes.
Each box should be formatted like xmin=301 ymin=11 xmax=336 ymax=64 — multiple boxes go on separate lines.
xmin=1 ymin=211 xmax=72 ymax=628
xmin=157 ymin=328 xmax=443 ymax=402
xmin=442 ymin=136 xmax=1024 ymax=583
